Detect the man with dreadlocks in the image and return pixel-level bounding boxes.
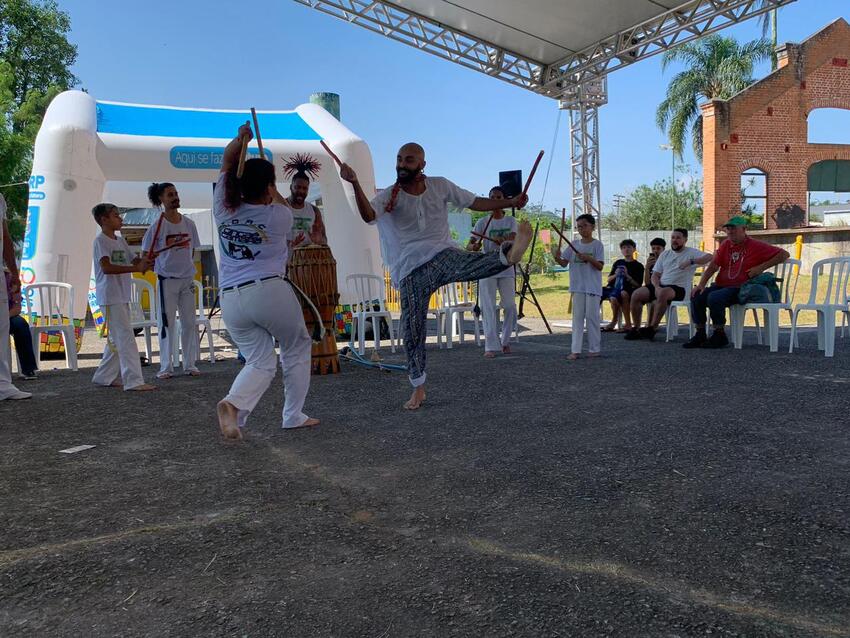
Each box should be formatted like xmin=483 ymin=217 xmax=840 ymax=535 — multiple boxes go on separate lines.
xmin=283 ymin=153 xmax=327 ymax=248
xmin=339 ymin=142 xmax=533 ymax=410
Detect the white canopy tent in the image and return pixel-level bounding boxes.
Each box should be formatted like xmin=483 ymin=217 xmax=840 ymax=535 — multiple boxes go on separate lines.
xmin=295 ymin=0 xmax=796 ymax=221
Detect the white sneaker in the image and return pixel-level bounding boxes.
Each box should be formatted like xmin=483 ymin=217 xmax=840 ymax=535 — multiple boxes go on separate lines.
xmin=2 ymin=389 xmax=32 ymax=400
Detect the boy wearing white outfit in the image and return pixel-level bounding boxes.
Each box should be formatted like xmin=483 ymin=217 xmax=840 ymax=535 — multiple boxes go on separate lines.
xmin=552 ymin=213 xmax=605 ymax=360
xmin=141 ymin=182 xmax=202 ymax=378
xmin=91 ymin=204 xmax=156 ymax=391
xmin=467 ymin=187 xmax=517 ymax=357
xmin=0 ymin=193 xmax=31 ymax=400
xmin=215 ymin=123 xmax=318 ymax=441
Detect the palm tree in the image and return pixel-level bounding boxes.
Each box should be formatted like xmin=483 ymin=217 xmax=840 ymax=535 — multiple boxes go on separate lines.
xmin=656 ymin=35 xmax=774 ymax=160
xmin=757 ymin=2 xmax=781 ymax=70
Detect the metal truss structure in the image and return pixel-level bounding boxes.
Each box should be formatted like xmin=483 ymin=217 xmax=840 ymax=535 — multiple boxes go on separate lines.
xmin=294 ymin=0 xmax=796 ymax=221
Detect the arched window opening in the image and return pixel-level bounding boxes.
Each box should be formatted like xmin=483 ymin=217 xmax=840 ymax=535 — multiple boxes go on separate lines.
xmin=741 ymin=168 xmax=767 ymax=228
xmin=807 ymin=108 xmax=850 ymax=144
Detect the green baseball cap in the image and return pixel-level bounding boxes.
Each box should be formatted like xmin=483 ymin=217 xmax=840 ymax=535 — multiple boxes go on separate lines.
xmin=723 ymin=215 xmax=748 ymax=227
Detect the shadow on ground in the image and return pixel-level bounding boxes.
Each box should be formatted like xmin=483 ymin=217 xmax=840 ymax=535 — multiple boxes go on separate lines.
xmin=1 ymin=325 xmax=849 ymax=637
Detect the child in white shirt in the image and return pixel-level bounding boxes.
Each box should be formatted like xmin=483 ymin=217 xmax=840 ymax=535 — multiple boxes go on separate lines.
xmin=552 ymin=213 xmax=605 ymax=360
xmin=91 ymin=203 xmax=156 ymax=391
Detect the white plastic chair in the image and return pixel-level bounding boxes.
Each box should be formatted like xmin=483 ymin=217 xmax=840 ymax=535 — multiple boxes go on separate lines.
xmin=347 ymin=274 xmax=397 ymax=355
xmin=789 ymin=257 xmax=850 ymax=357
xmin=171 ymin=280 xmax=215 ymax=366
xmin=730 ymin=258 xmax=800 ymax=352
xmin=129 ymin=278 xmax=158 ymax=362
xmin=21 ymin=282 xmax=79 ymax=371
xmin=430 ymin=283 xmax=481 ymax=349
xmin=664 ymin=281 xmax=695 ymax=343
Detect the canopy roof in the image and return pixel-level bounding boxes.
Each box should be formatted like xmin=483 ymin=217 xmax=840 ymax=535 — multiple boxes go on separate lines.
xmin=295 ymin=0 xmax=796 ymax=99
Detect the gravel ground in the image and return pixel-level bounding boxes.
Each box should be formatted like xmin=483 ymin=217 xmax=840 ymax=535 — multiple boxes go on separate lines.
xmin=1 ymin=318 xmax=849 ymax=637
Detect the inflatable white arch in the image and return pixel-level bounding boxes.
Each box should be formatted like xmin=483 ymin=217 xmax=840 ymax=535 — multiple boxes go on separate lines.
xmin=22 ymin=90 xmax=381 ymax=319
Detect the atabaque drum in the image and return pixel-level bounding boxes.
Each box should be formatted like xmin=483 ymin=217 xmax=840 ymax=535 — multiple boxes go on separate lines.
xmin=288 ymin=245 xmax=340 ymax=375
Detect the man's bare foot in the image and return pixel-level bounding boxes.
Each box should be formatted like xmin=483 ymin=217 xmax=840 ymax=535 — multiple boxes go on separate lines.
xmin=283 ymin=417 xmax=320 ymax=430
xmin=484 ymin=351 xmax=497 ymax=359
xmin=217 ymin=400 xmax=242 ymax=441
xmin=109 ymin=380 xmax=123 ymax=388
xmin=507 ymin=220 xmax=533 ymax=264
xmin=502 ymin=344 xmax=511 ymax=354
xmin=404 ymin=386 xmax=426 ymax=410
xmin=127 ymin=383 xmax=157 ymax=391
xmin=567 ymin=353 xmax=580 ymax=361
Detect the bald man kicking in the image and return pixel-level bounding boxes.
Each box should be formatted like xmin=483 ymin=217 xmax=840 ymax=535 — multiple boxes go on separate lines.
xmin=340 ymin=143 xmax=533 ymax=410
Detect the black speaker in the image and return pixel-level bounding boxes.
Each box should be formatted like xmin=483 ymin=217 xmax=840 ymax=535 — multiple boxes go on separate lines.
xmin=498 ymin=170 xmax=522 ymax=199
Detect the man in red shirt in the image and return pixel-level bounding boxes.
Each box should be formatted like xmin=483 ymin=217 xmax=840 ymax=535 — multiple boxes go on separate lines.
xmin=684 ymin=216 xmax=789 ymax=349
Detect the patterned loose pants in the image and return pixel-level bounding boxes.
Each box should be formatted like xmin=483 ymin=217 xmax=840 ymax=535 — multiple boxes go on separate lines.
xmin=399 ymin=246 xmax=511 ymax=387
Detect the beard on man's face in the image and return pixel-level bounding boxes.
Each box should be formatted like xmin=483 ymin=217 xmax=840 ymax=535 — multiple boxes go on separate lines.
xmin=396 ymin=165 xmax=421 ymax=184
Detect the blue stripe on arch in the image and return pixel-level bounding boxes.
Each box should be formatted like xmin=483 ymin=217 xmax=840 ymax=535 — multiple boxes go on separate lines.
xmin=95 ymin=102 xmax=321 ymax=140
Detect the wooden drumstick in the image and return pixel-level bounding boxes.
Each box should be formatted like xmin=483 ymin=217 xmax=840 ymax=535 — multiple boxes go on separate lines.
xmin=236 ymin=125 xmax=250 ymax=179
xmin=549 ymin=223 xmax=581 ymax=255
xmin=320 ymin=140 xmax=343 ymax=167
xmin=557 ymin=207 xmax=567 ymax=252
xmin=521 ymin=150 xmax=545 ymax=197
xmin=251 ymin=107 xmax=264 ymax=159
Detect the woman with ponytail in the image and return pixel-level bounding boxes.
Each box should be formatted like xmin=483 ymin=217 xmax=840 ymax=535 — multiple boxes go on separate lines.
xmin=141 ymin=182 xmax=201 ymax=379
xmin=213 ymin=122 xmax=318 ymax=440
xmin=339 ymin=142 xmax=534 ymax=411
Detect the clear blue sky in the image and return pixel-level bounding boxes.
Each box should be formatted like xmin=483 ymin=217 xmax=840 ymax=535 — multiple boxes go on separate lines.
xmin=57 ymin=0 xmax=850 ymax=210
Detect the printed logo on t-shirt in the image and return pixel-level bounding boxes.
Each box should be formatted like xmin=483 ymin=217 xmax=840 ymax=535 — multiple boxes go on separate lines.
xmin=292 ymin=216 xmax=313 ymax=232
xmin=164 ymin=232 xmax=190 ymax=250
xmin=218 ymin=219 xmax=267 ymax=261
xmin=110 ymin=249 xmax=128 ymax=265
xmin=490 ymin=227 xmax=511 ymax=240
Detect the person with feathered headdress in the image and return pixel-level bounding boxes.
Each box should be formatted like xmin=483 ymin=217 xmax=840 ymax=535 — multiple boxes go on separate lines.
xmin=282 ymin=153 xmax=327 ymax=248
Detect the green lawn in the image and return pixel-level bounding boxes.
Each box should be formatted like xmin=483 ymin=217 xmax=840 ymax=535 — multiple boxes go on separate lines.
xmin=519 ymin=271 xmax=824 ymax=327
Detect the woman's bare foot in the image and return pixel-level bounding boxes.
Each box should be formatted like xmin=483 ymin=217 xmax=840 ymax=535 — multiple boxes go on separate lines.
xmin=217 ymin=400 xmax=242 ymax=441
xmin=484 ymin=351 xmax=497 ymax=359
xmin=404 ymin=386 xmax=426 ymax=410
xmin=507 ymin=220 xmax=533 ymax=264
xmin=127 ymin=383 xmax=157 ymax=391
xmin=283 ymin=417 xmax=320 ymax=430
xmin=566 ymin=353 xmax=580 ymax=361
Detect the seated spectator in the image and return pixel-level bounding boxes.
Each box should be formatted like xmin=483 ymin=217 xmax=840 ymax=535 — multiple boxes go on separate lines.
xmin=626 ymin=229 xmax=711 ymax=340
xmin=5 ymin=270 xmax=37 ymax=379
xmin=684 ymin=216 xmax=789 ymax=349
xmin=601 ymin=239 xmax=644 ymax=333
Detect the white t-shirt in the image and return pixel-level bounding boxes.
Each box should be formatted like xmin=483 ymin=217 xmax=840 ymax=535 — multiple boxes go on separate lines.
xmin=141 ymin=215 xmax=200 ymax=279
xmin=289 ymin=203 xmax=318 ymax=248
xmin=213 ymin=173 xmax=293 ymax=289
xmin=472 ymin=214 xmax=517 ymax=279
xmin=93 ymin=232 xmax=134 ymax=306
xmin=653 ymin=246 xmax=709 ymax=288
xmin=559 ymin=238 xmax=605 ymax=296
xmin=370 ymin=176 xmax=476 ymax=286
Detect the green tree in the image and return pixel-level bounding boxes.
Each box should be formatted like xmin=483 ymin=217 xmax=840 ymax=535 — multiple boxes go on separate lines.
xmin=656 ymin=35 xmax=773 ymax=159
xmin=0 ymin=0 xmax=77 ymax=242
xmin=757 ymin=2 xmax=781 ymax=71
xmin=606 ymin=176 xmax=703 ymax=231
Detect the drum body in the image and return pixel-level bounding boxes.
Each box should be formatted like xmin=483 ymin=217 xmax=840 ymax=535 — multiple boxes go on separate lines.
xmin=288 ymin=245 xmax=340 ymax=374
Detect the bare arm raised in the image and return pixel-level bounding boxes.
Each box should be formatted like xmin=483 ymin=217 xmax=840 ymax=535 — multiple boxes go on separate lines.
xmin=220 ymin=122 xmax=253 ymax=175
xmin=339 ymin=163 xmax=378 ymax=224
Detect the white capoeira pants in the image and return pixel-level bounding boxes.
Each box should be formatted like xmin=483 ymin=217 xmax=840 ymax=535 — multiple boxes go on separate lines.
xmin=0 ymin=280 xmax=24 ymax=399
xmin=479 ymin=275 xmax=516 ymax=352
xmin=220 ymin=276 xmax=312 ymax=429
xmin=157 ymin=276 xmax=199 ymax=374
xmin=92 ymin=303 xmax=146 ymax=390
xmin=571 ymin=292 xmax=601 ymax=355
